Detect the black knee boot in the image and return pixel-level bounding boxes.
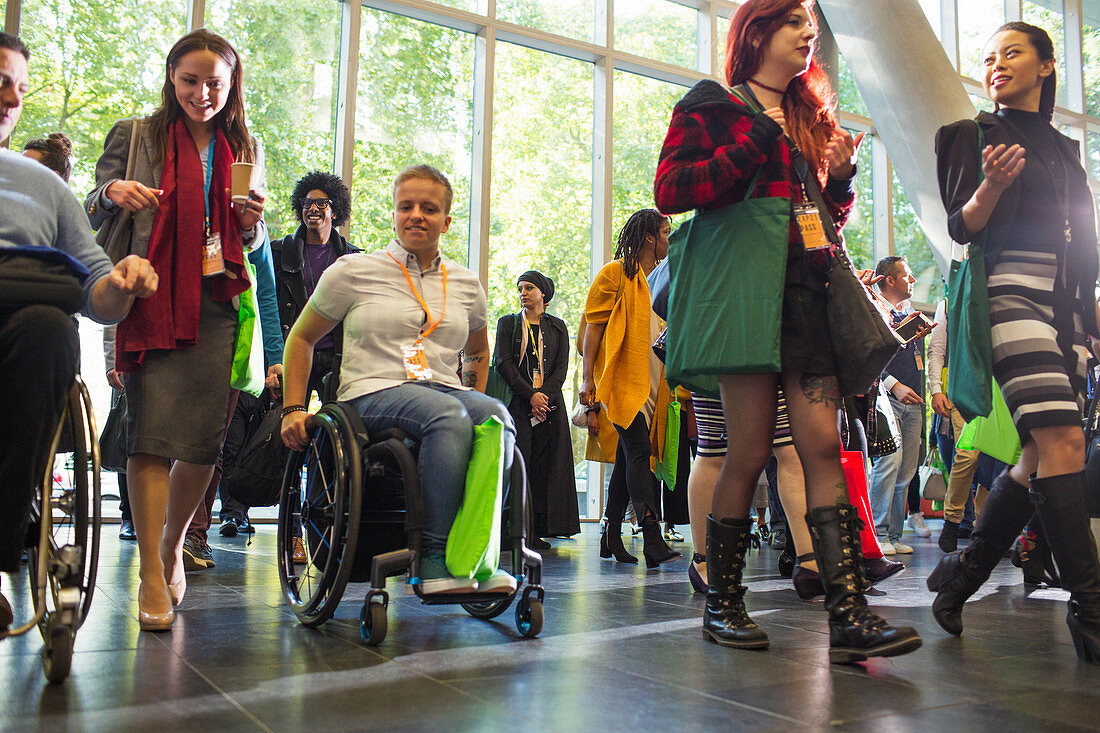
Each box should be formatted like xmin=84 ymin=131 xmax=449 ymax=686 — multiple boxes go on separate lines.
xmin=807 ymin=504 xmax=922 ymax=664
xmin=702 ymin=515 xmax=769 ymax=649
xmin=926 ymin=470 xmax=1034 ymax=636
xmin=1030 ymin=472 xmax=1100 ymax=664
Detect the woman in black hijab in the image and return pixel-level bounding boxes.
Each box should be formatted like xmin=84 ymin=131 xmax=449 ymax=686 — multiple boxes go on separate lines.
xmin=494 ymin=271 xmax=580 ymax=547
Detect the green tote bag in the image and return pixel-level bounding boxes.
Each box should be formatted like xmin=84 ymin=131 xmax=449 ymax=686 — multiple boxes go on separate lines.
xmin=665 ymin=172 xmax=790 ymax=397
xmin=946 ymin=121 xmax=994 ymax=422
xmin=446 ymin=416 xmax=506 ymax=581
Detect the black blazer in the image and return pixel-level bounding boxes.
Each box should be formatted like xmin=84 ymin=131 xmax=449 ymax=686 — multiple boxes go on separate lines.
xmin=270 ymin=224 xmax=359 ymax=342
xmin=493 ymin=312 xmax=570 ymax=402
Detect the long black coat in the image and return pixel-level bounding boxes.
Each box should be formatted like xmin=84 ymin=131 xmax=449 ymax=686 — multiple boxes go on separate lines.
xmin=494 ymin=312 xmax=579 ymax=537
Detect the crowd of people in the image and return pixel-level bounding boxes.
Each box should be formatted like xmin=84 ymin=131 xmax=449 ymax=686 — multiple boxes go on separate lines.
xmin=2 ymin=0 xmax=1100 ymax=670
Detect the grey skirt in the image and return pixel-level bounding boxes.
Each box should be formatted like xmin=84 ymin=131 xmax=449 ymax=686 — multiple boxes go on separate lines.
xmin=123 ymin=284 xmax=237 ymax=464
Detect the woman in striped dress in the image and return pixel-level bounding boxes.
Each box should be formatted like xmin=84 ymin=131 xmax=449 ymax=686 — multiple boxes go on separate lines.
xmin=928 ymin=22 xmax=1100 ymax=663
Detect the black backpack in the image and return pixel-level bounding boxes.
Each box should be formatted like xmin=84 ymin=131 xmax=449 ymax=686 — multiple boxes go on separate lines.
xmin=225 ymin=392 xmax=289 ymax=508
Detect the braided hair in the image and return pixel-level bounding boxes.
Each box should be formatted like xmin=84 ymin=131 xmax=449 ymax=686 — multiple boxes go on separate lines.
xmin=615 ymin=208 xmax=668 ymax=279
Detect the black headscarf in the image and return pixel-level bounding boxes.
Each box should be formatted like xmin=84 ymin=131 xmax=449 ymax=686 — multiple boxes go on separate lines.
xmin=518 ymin=270 xmax=554 ymax=304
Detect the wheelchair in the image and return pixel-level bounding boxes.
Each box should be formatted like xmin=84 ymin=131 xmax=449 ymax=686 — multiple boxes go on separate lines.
xmin=0 ymin=376 xmax=102 ymax=684
xmin=276 ymin=400 xmax=545 ymax=645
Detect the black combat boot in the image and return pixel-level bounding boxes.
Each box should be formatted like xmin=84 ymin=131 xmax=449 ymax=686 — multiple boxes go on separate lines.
xmin=702 ymin=515 xmax=769 ymax=650
xmin=808 ymin=504 xmax=922 ymax=664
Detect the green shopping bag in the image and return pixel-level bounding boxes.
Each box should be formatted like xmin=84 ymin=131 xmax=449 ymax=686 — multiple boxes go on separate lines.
xmin=654 ymin=399 xmax=681 ymax=487
xmin=446 ymin=416 xmax=506 ymax=581
xmin=665 ymin=176 xmax=790 ymax=397
xmin=955 ymin=379 xmax=1021 ymax=465
xmin=230 ymin=255 xmax=265 ymax=397
xmin=946 ymin=122 xmax=994 ymax=422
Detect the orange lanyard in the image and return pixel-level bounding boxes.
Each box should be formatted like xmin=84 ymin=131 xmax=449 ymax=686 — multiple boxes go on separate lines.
xmin=387 ymin=252 xmax=448 ymax=341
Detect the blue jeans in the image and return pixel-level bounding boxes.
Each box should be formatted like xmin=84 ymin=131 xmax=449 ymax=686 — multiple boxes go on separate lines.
xmin=351 ymin=382 xmax=515 ymax=553
xmin=869 ymin=396 xmax=924 ymax=543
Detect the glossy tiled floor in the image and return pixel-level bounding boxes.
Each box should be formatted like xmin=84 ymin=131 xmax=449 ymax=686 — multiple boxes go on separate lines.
xmin=3 ymin=521 xmax=1100 ymax=732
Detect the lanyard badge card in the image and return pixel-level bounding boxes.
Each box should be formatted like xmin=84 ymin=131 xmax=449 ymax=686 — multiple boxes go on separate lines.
xmin=402 ymin=341 xmax=433 ymax=381
xmin=201 ymin=137 xmax=226 ymax=277
xmin=794 ymin=188 xmax=830 ymax=251
xmin=388 ymin=252 xmax=448 ymax=382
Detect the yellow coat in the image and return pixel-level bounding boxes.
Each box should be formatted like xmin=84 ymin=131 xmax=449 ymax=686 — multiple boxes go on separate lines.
xmin=584 ymin=259 xmax=671 ymax=470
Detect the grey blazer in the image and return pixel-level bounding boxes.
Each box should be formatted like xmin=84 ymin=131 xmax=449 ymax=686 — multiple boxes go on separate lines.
xmin=84 ymin=118 xmax=267 ymax=259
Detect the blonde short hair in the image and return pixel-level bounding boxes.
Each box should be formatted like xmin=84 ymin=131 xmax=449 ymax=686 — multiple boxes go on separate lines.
xmin=392 ymin=164 xmax=454 ymax=214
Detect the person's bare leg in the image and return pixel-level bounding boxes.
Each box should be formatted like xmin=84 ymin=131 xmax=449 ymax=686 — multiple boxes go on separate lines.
xmin=780 ymin=373 xmax=846 ymax=509
xmin=127 ymin=453 xmax=172 ymax=615
xmin=713 ymin=374 xmax=780 ymax=519
xmin=161 ymin=461 xmax=217 ymax=591
xmin=774 ymin=444 xmax=816 ymax=573
xmin=687 ymin=455 xmax=722 ymax=585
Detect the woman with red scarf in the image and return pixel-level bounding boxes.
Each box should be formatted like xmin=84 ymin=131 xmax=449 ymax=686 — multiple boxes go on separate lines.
xmin=86 ymin=30 xmax=266 ymax=631
xmin=654 ymin=0 xmax=919 ymax=664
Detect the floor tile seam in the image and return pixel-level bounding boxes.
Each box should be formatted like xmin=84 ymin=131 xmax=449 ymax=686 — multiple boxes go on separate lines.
xmin=173 ymin=653 xmax=277 ymax=733
xmin=827 ymin=691 xmax=1086 ymax=726
xmin=610 ymin=664 xmax=814 ymax=728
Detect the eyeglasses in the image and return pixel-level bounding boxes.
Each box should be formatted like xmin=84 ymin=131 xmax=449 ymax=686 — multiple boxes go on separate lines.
xmin=303 ymin=198 xmax=331 ymax=211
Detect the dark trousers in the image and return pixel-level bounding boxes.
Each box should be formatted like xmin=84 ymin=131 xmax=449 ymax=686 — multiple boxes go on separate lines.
xmin=605 ymin=412 xmax=658 ymax=521
xmin=0 ymin=306 xmax=79 ymax=572
xmin=217 ymin=390 xmax=259 ymax=522
xmin=186 ymin=388 xmax=240 ymax=543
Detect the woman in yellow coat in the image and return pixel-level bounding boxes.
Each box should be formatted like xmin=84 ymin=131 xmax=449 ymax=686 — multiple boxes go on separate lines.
xmin=580 ymin=209 xmax=680 ymax=568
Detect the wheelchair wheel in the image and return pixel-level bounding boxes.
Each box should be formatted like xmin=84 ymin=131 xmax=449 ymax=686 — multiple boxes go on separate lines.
xmin=27 ymin=378 xmax=101 ymax=683
xmin=461 ymin=596 xmax=514 ymax=621
xmin=277 ymin=406 xmax=362 ymax=627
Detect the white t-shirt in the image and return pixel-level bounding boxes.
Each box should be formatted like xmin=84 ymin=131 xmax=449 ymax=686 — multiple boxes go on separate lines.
xmin=307 ymin=240 xmax=488 ymax=401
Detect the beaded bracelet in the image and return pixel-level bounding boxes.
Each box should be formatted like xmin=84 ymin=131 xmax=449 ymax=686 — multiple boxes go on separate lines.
xmin=280 ymin=405 xmax=307 ymax=418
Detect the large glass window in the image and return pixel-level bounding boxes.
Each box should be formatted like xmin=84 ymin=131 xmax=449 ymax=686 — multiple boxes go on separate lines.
xmin=13 ymin=0 xmax=187 ymax=192
xmin=612 ymin=70 xmax=686 ymax=230
xmin=1084 ymin=0 xmax=1100 ymax=117
xmin=1023 ymin=0 xmax=1067 ymax=109
xmin=892 ymin=169 xmax=938 ymax=303
xmin=838 ymin=54 xmax=869 ymax=117
xmin=489 ymin=42 xmax=593 ymax=517
xmin=496 ymin=0 xmax=593 ymax=42
xmin=918 ymin=0 xmax=942 ymax=41
xmin=1087 ymin=130 xmax=1100 ymax=180
xmin=352 ymin=9 xmax=474 ymax=264
xmin=615 ymin=0 xmax=697 ymax=69
xmin=957 ymin=0 xmax=1005 ymax=82
xmin=844 ymin=130 xmax=874 ymax=270
xmin=206 ymin=0 xmax=341 ymax=236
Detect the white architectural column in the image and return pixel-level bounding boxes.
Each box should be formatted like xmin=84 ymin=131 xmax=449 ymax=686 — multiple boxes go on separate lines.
xmin=334 ymin=0 xmax=361 ymax=239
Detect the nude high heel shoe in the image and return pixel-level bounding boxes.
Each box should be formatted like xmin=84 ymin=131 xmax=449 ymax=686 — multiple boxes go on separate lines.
xmin=138 ymin=582 xmax=175 ymax=632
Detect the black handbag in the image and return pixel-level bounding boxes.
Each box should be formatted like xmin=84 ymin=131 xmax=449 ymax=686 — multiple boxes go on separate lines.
xmin=867 ymin=386 xmax=900 ymax=458
xmin=789 ymin=145 xmax=902 ymax=397
xmin=224 ymin=392 xmax=289 ymax=508
xmin=98 ymin=393 xmax=129 ymax=473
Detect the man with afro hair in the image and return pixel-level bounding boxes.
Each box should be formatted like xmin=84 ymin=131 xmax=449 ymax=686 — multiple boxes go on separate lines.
xmin=219 ymin=171 xmax=358 ymax=542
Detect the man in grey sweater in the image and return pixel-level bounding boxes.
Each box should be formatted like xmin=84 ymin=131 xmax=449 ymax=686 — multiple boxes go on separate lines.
xmin=0 ymin=32 xmax=157 ymax=630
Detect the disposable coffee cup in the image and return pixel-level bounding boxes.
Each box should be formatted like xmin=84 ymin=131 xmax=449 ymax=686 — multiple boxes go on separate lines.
xmin=230 ymin=162 xmax=255 ymax=204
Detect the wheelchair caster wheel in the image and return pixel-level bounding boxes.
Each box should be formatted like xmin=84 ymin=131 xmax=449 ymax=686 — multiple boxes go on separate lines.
xmin=360 ymin=602 xmax=388 ymax=646
xmin=515 ymin=596 xmax=543 ymax=638
xmin=42 ymin=616 xmax=74 ymax=684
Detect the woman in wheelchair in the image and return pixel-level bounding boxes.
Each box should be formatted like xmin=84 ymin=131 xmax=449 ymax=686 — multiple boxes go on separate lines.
xmin=280 ymin=165 xmax=518 ymax=596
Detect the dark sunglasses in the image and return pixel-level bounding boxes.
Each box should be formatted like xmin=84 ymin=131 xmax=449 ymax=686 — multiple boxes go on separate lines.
xmin=303 ymin=198 xmax=331 ymax=211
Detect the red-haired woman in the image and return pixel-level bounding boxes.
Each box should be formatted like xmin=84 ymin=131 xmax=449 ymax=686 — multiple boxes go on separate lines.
xmin=86 ymin=30 xmax=266 ymax=631
xmin=654 ymin=0 xmax=920 ymax=663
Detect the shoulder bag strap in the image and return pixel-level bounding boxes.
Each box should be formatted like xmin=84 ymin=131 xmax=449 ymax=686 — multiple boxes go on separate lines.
xmin=102 ymin=118 xmax=142 ymax=260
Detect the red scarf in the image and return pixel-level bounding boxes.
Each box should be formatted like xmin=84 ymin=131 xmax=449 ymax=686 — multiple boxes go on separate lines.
xmin=116 ymin=120 xmax=250 ymax=371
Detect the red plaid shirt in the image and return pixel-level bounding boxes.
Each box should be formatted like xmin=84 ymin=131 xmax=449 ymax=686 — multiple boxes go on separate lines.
xmin=654 ymin=80 xmax=856 ymax=280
